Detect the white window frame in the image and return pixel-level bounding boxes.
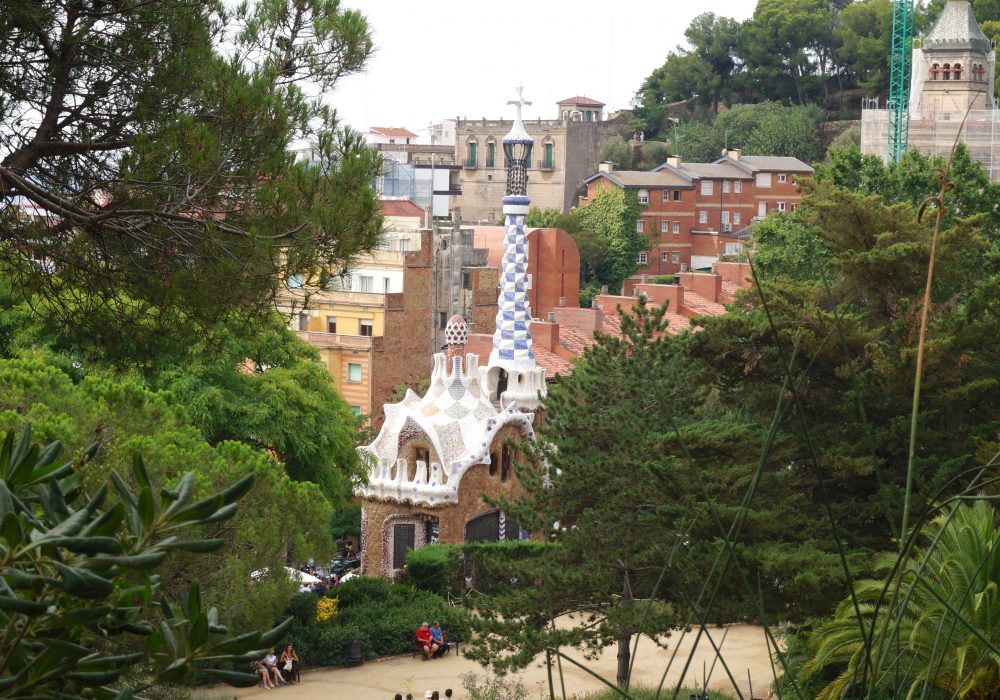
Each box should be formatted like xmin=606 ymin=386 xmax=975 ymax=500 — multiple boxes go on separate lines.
xmin=661 ymin=251 xmax=670 ymax=262
xmin=722 ymin=180 xmax=731 ymax=193
xmin=756 ymin=173 xmax=772 ymax=188
xmin=671 ymin=252 xmax=680 ymax=263
xmin=359 ymin=319 xmax=373 ymax=337
xmin=637 ymin=251 xmax=648 ymax=264
xmin=672 ymin=221 xmax=680 ymax=234
xmin=698 ymin=211 xmax=708 ymax=224
xmin=359 ymin=275 xmax=374 ymax=292
xmin=636 ymin=220 xmax=645 ymax=233
xmin=661 ymin=220 xmax=670 ymax=233
xmin=758 ymin=202 xmax=767 ymax=217
xmin=778 ymin=202 xmax=787 ymax=212
xmin=734 ymin=180 xmax=742 ymax=193
xmin=721 ymin=211 xmax=730 ymax=224
xmin=662 ymin=190 xmax=671 ymax=201
xmin=638 ymin=189 xmax=649 ymax=205
xmin=347 ymin=363 xmax=362 ymax=382
xmin=778 ymin=173 xmax=787 ymax=184
xmin=733 ymin=213 xmax=742 ymax=226
xmin=326 ymin=316 xmax=337 ymax=333
xmin=700 ymin=180 xmax=713 ymax=196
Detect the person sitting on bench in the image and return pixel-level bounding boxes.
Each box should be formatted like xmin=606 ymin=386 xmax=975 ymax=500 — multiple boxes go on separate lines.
xmin=415 ymin=622 xmax=438 ymax=660
xmin=430 ymin=621 xmax=449 ymax=658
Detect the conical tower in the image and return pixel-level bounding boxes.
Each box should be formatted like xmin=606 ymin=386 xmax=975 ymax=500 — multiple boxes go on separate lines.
xmin=481 ymin=87 xmax=547 ymax=410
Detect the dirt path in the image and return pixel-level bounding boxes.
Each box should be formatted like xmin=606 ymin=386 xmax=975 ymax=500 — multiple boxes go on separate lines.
xmin=197 ymin=624 xmax=778 ymax=700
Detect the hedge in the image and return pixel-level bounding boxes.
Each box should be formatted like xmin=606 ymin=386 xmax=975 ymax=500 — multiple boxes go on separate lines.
xmin=280 ymin=577 xmax=470 ymax=667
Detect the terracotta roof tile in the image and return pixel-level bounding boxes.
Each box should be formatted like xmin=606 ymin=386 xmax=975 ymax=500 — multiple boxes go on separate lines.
xmin=370 ymin=126 xmax=418 ymax=139
xmin=380 ymin=199 xmax=425 ymax=218
xmin=557 ymin=326 xmax=596 ymax=355
xmin=682 ymin=290 xmax=727 ymax=317
xmin=532 ymin=344 xmax=574 ymax=379
xmin=556 ymin=96 xmax=606 ymax=107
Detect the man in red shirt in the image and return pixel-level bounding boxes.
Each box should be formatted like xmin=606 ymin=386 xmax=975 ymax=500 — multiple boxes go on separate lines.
xmin=415 ymin=621 xmax=438 ymax=660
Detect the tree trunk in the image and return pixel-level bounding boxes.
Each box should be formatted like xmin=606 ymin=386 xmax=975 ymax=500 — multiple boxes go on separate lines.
xmin=616 ymin=630 xmax=631 ymax=688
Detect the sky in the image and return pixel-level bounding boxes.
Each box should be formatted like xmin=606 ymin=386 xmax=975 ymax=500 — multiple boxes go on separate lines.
xmin=330 ymin=0 xmax=758 ymax=139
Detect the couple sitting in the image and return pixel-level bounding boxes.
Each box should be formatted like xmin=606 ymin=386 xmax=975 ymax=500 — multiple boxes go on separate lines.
xmin=415 ymin=621 xmax=449 ymax=660
xmin=252 ymin=645 xmax=300 ymax=688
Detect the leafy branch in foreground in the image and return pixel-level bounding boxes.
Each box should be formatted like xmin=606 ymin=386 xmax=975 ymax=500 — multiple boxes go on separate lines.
xmin=800 ymin=498 xmax=1000 ymax=700
xmin=0 ymin=423 xmax=291 ymax=698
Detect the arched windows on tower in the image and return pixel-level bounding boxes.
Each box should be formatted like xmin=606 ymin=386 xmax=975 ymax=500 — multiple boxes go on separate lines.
xmin=952 ymin=63 xmax=962 ymax=80
xmin=931 ymin=63 xmax=940 ymax=80
xmin=943 ymin=63 xmax=951 ymax=80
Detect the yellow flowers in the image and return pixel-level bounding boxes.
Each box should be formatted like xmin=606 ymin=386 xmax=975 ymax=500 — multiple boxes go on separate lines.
xmin=315 ymin=597 xmax=338 ymax=622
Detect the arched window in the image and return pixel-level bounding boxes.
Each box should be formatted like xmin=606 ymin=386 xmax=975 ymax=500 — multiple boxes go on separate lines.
xmin=943 ymin=63 xmax=951 ymax=80
xmin=931 ymin=63 xmax=940 ymax=80
xmin=466 ymin=138 xmax=477 ymax=167
xmin=953 ymin=63 xmax=962 ymax=80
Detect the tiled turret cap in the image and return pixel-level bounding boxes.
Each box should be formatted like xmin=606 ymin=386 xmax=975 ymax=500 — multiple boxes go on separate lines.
xmin=444 ymin=314 xmax=468 ymax=346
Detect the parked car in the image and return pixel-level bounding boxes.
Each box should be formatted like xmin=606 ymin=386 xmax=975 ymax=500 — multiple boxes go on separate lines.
xmin=330 ymin=557 xmax=361 ymax=577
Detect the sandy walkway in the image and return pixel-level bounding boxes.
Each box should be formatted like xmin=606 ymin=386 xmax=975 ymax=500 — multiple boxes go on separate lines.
xmin=197 ymin=624 xmax=778 ymax=700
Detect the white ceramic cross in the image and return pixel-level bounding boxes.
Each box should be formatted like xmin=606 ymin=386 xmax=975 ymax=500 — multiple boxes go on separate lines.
xmin=507 ymin=86 xmax=531 ymax=124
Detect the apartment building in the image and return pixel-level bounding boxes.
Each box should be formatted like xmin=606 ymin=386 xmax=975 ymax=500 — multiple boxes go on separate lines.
xmin=581 ymin=149 xmax=812 ymax=283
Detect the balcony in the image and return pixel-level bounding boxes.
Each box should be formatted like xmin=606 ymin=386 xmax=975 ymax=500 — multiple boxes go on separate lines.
xmin=463 ymin=158 xmax=478 ymax=169
xmin=295 ymin=331 xmax=373 ymax=350
xmin=536 ymin=160 xmax=555 ymax=172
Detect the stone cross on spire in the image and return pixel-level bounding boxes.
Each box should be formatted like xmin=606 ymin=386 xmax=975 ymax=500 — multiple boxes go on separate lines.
xmin=507 ymin=86 xmax=531 ymax=127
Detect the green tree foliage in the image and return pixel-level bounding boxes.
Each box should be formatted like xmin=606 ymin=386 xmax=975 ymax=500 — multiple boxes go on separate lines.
xmin=0 ymin=423 xmax=295 ymax=697
xmin=149 ymin=316 xmax=363 ymax=502
xmin=691 ymin=171 xmax=1000 ymax=564
xmin=575 ymin=187 xmax=645 ymax=295
xmin=598 ymin=137 xmax=671 ymax=171
xmin=525 ymin=207 xmax=561 ymax=227
xmin=0 ymin=0 xmax=382 ymax=355
xmin=833 ymin=0 xmax=893 ymax=94
xmin=665 ymin=104 xmax=824 ymax=165
xmin=633 ymin=13 xmax=742 ymax=130
xmin=801 ymin=500 xmax=1000 ymax=700
xmin=719 ymin=103 xmax=826 ymax=163
xmin=0 ymin=353 xmax=334 ymax=632
xmin=466 ymin=302 xmax=692 ymax=687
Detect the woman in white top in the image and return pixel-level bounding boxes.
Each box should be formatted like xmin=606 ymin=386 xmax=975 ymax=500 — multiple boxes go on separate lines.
xmin=262 ymin=649 xmax=285 ymax=686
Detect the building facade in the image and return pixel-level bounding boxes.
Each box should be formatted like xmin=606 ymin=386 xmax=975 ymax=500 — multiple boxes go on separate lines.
xmin=454 ymin=95 xmax=623 ymax=221
xmin=861 ymin=0 xmax=1000 ymax=180
xmin=581 ymin=150 xmax=812 ymax=281
xmin=358 ymin=91 xmax=547 ymax=579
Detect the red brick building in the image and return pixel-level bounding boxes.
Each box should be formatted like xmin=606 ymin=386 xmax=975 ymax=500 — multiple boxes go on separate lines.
xmin=473 ymin=226 xmax=581 ymax=320
xmin=581 ymin=149 xmax=812 ymax=286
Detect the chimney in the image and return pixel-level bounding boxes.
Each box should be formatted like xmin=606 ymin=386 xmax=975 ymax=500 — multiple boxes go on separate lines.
xmin=727 ymin=148 xmax=742 ymax=161
xmin=531 ymin=318 xmax=559 ymax=352
xmin=598 ymin=161 xmax=615 ymax=174
xmin=600 ymin=284 xmax=609 ymax=294
xmin=558 ymin=296 xmax=566 ymax=307
xmin=666 ymin=156 xmax=681 ymax=168
xmin=547 ymin=311 xmax=556 ymax=322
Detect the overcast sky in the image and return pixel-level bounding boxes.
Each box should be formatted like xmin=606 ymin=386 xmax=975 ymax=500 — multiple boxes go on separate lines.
xmin=329 ymin=0 xmax=758 ymax=138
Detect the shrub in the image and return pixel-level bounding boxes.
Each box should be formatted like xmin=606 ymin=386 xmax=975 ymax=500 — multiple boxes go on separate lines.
xmin=651 ymin=275 xmax=676 ymax=284
xmin=463 ymin=540 xmax=547 ymax=594
xmin=334 ymin=574 xmax=392 ymax=608
xmin=281 ymin=577 xmax=470 ymax=666
xmin=403 ymin=543 xmax=463 ymax=595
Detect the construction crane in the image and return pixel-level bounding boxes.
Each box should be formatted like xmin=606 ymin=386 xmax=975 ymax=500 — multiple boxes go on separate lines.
xmin=887 ymin=0 xmax=914 ymax=162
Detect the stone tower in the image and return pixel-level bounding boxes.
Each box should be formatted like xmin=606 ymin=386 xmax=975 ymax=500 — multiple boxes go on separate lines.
xmin=913 ymin=0 xmax=996 ymax=113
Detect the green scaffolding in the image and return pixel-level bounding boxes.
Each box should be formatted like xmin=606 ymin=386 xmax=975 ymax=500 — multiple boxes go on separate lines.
xmin=888 ymin=0 xmax=914 ymax=162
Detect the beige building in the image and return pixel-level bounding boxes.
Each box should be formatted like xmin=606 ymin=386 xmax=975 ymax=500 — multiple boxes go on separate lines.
xmin=861 ymin=1 xmax=1000 ymax=180
xmin=454 ymin=96 xmax=623 ymax=221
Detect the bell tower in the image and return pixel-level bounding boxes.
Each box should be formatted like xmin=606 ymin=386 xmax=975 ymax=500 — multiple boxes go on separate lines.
xmin=916 ymin=0 xmax=995 ymax=113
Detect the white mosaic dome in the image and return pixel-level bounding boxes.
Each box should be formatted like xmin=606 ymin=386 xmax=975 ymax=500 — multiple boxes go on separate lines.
xmin=444 ymin=314 xmax=468 ymax=346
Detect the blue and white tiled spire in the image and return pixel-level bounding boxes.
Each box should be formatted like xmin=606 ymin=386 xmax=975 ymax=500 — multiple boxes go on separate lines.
xmin=484 ymin=88 xmax=547 ymax=408
xmin=490 ymin=87 xmax=535 ymax=368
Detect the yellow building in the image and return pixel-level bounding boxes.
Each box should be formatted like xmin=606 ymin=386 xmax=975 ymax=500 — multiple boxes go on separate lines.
xmin=279 ymin=200 xmax=433 ymax=420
